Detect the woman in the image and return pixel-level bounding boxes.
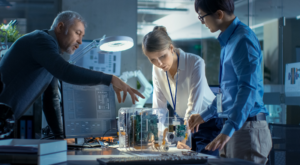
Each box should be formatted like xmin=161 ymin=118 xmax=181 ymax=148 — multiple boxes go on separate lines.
xmin=142 ymin=26 xmax=223 ymax=156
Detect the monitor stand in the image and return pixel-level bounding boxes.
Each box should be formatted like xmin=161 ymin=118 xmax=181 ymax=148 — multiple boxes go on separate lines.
xmin=67 ymin=137 xmax=101 ymax=149
xmin=66 ymin=138 xmax=85 ymax=149
xmin=75 ymin=138 xmax=84 ymax=145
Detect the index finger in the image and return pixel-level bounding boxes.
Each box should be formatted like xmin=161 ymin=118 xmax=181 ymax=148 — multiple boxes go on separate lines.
xmin=195 ymin=124 xmax=200 ymax=132
xmin=219 ymin=142 xmax=226 ymax=150
xmin=191 ymin=126 xmax=195 ymax=133
xmin=212 ymin=141 xmax=221 ymax=151
xmin=116 ymin=91 xmax=121 ymax=103
xmin=122 ymin=90 xmax=127 ymax=103
xmin=131 ymin=88 xmax=145 ymax=99
xmin=205 ymin=143 xmax=212 ymax=151
xmin=113 ymin=87 xmax=122 ymax=103
xmin=188 ymin=120 xmax=194 ymax=130
xmin=189 ymin=123 xmax=195 ymax=132
xmin=127 ymin=88 xmax=137 ymax=104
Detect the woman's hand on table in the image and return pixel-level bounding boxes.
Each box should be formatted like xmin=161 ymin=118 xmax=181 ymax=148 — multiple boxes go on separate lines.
xmin=188 ymin=114 xmax=205 ymax=133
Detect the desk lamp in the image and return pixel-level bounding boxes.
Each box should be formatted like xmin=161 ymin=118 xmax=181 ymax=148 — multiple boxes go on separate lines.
xmin=64 ymin=36 xmax=133 ymax=145
xmin=70 ymin=35 xmax=134 ymax=64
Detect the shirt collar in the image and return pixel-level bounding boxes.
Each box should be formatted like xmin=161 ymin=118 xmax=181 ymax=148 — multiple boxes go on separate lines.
xmin=48 ymin=30 xmax=69 ymax=59
xmin=48 ymin=30 xmax=58 ymax=42
xmin=48 ymin=30 xmax=61 ymax=50
xmin=217 ymin=17 xmax=240 ymax=47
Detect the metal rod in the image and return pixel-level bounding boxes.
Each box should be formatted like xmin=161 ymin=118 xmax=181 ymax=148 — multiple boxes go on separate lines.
xmin=70 ymin=40 xmax=98 ymax=64
xmin=69 ymin=35 xmax=106 ymax=64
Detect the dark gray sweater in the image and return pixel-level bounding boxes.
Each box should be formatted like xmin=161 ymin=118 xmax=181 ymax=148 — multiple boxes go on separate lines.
xmin=0 ymin=30 xmax=112 ymax=119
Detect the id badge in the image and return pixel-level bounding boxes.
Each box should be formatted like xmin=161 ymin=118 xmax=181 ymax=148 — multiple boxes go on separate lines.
xmin=217 ymin=91 xmax=223 ymax=113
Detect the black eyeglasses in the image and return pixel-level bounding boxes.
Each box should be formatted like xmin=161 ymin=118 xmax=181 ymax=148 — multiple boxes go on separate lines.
xmin=198 ymin=13 xmax=212 ymax=23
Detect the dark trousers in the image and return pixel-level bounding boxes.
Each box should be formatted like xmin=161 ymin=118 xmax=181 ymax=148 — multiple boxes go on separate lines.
xmin=191 ymin=118 xmax=223 ymax=157
xmin=42 ymin=78 xmax=63 ymax=138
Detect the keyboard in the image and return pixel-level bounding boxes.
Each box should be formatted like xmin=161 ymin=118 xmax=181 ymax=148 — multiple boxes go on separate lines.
xmin=97 ymin=154 xmax=208 ymax=165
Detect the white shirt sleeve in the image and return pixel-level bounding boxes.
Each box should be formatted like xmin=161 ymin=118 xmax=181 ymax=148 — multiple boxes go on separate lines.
xmin=185 ymin=59 xmax=207 ymax=120
xmin=152 ymin=66 xmax=167 ymax=109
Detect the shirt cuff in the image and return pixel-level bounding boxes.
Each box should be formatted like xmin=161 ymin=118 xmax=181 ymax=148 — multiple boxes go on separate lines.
xmin=199 ymin=109 xmax=213 ymax=122
xmin=220 ymin=122 xmax=235 ymax=137
xmin=101 ymin=73 xmax=113 ymax=86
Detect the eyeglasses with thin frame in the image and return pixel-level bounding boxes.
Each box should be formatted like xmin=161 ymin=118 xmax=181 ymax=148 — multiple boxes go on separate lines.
xmin=198 ymin=13 xmax=212 ymax=23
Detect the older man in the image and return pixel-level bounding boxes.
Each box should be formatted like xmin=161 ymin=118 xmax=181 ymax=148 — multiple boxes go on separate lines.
xmin=0 ymin=11 xmax=144 ymax=138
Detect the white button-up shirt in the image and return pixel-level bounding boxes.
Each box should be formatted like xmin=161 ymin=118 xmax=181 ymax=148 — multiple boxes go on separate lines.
xmin=152 ymin=49 xmax=215 ymax=120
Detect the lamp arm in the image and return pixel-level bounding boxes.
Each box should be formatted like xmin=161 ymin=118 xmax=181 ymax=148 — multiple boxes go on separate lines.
xmin=135 ymin=70 xmax=153 ymax=99
xmin=69 ymin=35 xmax=106 ymax=64
xmin=119 ymin=70 xmax=153 ymax=108
xmin=119 ymin=71 xmax=135 ymax=82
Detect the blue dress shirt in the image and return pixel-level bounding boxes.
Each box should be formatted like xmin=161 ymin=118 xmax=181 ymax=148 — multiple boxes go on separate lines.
xmin=200 ymin=17 xmax=268 ymax=137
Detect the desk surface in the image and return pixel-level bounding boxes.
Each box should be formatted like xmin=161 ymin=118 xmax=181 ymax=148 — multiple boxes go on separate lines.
xmin=66 ymin=147 xmax=216 ymax=160
xmin=61 ymin=147 xmax=261 ymax=165
xmin=61 ymin=159 xmax=261 ymax=165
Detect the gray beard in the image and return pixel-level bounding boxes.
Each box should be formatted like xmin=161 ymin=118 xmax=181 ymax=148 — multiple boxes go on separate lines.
xmin=59 ymin=49 xmax=71 ymax=61
xmin=65 ymin=46 xmax=75 ymax=55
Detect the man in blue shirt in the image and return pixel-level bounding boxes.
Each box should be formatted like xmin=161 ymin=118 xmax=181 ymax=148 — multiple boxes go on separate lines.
xmin=189 ymin=0 xmax=272 ymax=164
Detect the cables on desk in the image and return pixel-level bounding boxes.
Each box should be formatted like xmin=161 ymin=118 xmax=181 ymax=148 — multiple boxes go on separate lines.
xmin=101 ymin=128 xmax=117 ymax=141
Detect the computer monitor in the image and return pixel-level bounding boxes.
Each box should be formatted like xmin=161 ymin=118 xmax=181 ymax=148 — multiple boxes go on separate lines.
xmin=61 ymin=40 xmax=118 ymax=138
xmin=70 ymin=40 xmax=121 ymax=76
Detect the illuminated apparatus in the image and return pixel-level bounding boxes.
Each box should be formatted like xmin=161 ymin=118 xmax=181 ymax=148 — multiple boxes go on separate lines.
xmin=118 ymin=108 xmax=191 ymax=152
xmin=70 ymin=35 xmax=134 ymax=64
xmin=118 ymin=108 xmax=169 ymax=151
xmin=99 ymin=36 xmax=134 ymax=52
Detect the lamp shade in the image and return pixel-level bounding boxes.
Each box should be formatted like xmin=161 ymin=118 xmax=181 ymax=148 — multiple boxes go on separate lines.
xmin=99 ymin=36 xmax=134 ymax=52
